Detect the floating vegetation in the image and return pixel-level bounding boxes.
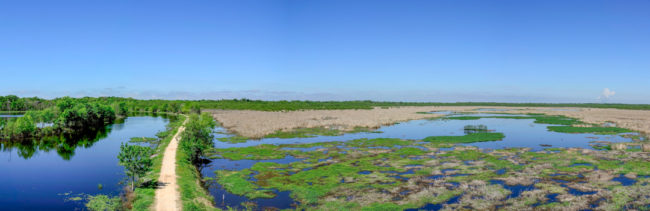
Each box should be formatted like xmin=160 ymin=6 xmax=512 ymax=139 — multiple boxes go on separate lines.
xmin=217 ymin=136 xmax=249 ymax=143
xmin=264 ymin=126 xmax=381 ymax=139
xmin=208 ymin=134 xmax=650 ymax=210
xmin=129 ymin=137 xmax=159 ymax=148
xmin=445 ymin=114 xmax=584 ymax=126
xmin=202 ymin=113 xmax=648 ymax=210
xmin=423 ymin=132 xmax=505 ymax=144
xmin=547 ymin=126 xmax=632 ymax=135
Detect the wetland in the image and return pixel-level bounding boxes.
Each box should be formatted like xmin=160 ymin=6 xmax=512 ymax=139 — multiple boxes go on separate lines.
xmin=203 ymin=112 xmax=650 ymax=210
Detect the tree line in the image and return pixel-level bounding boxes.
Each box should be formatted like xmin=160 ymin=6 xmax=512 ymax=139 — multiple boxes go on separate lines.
xmin=3 ymin=95 xmax=650 ymax=113
xmin=1 ymin=97 xmax=116 ymax=139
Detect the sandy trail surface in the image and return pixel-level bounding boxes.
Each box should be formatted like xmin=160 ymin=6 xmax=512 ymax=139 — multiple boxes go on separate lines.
xmin=154 ymin=118 xmax=186 ymax=211
xmin=207 ymin=106 xmax=650 ymax=138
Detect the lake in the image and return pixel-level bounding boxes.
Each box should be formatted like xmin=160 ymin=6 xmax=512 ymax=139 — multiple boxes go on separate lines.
xmin=0 ymin=115 xmax=170 ymax=210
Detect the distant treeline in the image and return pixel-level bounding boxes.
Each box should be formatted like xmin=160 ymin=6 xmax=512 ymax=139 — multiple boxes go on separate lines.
xmin=2 ymin=95 xmax=650 ymax=113
xmin=1 ymin=97 xmax=116 ymax=139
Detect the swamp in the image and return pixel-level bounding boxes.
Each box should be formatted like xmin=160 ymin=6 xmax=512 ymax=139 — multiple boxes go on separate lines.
xmin=202 ymin=112 xmax=650 ymax=210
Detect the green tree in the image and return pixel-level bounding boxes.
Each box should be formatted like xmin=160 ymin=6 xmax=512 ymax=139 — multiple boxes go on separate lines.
xmin=114 ymin=102 xmax=128 ymax=116
xmin=56 ymin=96 xmax=75 ymax=111
xmin=117 ymin=143 xmax=153 ymax=191
xmin=40 ymin=108 xmax=56 ymax=123
xmin=180 ymin=114 xmax=215 ymax=165
xmin=14 ymin=115 xmax=36 ymax=136
xmin=190 ymin=103 xmax=201 ymax=114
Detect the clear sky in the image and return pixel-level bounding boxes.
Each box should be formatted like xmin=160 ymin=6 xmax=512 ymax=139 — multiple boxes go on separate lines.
xmin=1 ymin=0 xmax=649 ymax=103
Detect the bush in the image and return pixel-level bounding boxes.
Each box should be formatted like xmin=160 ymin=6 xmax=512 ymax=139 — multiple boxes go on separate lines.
xmin=180 ymin=114 xmax=216 ymax=165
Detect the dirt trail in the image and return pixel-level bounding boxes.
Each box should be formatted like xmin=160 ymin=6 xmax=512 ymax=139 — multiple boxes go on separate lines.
xmin=154 ymin=118 xmax=187 ymax=211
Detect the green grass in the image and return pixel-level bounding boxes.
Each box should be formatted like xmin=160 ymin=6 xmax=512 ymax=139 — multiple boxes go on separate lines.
xmin=215 ymin=169 xmax=275 ymax=199
xmin=423 ymin=133 xmax=505 ymax=144
xmin=547 ymin=126 xmax=632 ymax=134
xmin=445 ymin=115 xmax=584 ymax=126
xmin=212 ymin=144 xmax=286 ymax=160
xmin=346 ymin=138 xmax=412 ymax=147
xmin=264 ymin=127 xmax=342 ymax=138
xmin=216 ymin=136 xmax=248 ymax=143
xmin=177 ymin=140 xmax=218 ymax=211
xmin=263 ymin=126 xmax=380 ymax=139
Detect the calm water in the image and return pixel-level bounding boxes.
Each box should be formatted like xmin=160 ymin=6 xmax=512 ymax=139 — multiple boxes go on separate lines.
xmin=0 ymin=116 xmax=169 ymax=211
xmin=205 ymin=113 xmax=638 ymax=209
xmin=0 ymin=114 xmax=24 ymax=118
xmin=213 ymin=114 xmax=633 ymax=150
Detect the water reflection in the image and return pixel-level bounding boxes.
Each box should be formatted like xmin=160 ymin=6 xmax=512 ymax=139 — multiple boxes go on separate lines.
xmin=0 ymin=115 xmax=169 ymax=211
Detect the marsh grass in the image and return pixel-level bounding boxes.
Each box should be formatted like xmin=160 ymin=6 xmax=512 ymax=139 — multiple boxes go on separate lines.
xmin=209 ymin=136 xmax=650 ymax=210
xmin=423 ymin=133 xmax=505 ymax=144
xmin=216 ymin=136 xmax=248 ymax=144
xmin=264 ymin=126 xmax=380 ymax=139
xmin=547 ymin=126 xmax=632 ymax=134
xmin=177 ymin=145 xmax=218 ymax=211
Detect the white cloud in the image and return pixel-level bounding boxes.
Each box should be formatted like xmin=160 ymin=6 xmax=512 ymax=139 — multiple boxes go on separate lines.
xmin=598 ymin=88 xmax=616 ymax=100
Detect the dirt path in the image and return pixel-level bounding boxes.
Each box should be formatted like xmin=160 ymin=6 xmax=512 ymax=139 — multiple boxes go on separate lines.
xmin=154 ymin=118 xmax=187 ymax=211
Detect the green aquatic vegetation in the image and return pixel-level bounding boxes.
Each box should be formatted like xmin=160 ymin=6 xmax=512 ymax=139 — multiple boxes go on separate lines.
xmin=600 ymin=185 xmax=650 ymax=210
xmin=536 ymin=202 xmax=570 ymax=209
xmin=439 ymin=149 xmax=485 ymax=160
xmin=525 ymin=115 xmax=583 ymax=125
xmin=555 ymin=164 xmax=593 ymax=173
xmin=213 ymin=144 xmax=286 ymax=160
xmin=216 ymin=169 xmax=275 ymax=199
xmin=209 ymin=135 xmax=647 ymax=210
xmin=264 ymin=126 xmax=380 ymax=139
xmin=618 ymin=160 xmax=650 ymax=175
xmin=423 ymin=132 xmax=505 ymax=144
xmin=620 ymin=134 xmax=644 ymax=141
xmin=129 ymin=137 xmax=159 ymax=148
xmin=216 ymin=136 xmax=248 ymax=143
xmin=534 ymin=183 xmax=567 ymax=194
xmin=250 ymin=162 xmax=290 ymax=174
xmin=85 ymin=194 xmax=121 ymax=211
xmin=265 ymin=127 xmax=341 ymax=138
xmin=394 ymin=147 xmax=427 ymax=156
xmin=484 ymin=156 xmax=523 ymax=171
xmin=347 ymin=138 xmax=412 ymax=147
xmin=594 ymin=159 xmax=622 ymax=171
xmin=547 ymin=126 xmax=632 ymax=134
xmin=443 ymin=114 xmax=583 ymax=126
xmin=592 ymin=144 xmax=612 ymax=150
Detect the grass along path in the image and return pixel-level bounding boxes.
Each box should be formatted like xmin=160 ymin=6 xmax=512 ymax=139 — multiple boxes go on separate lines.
xmin=154 ymin=118 xmax=188 ymax=211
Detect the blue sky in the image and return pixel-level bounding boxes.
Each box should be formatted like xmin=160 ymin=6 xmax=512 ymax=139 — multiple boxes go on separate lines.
xmin=1 ymin=0 xmax=649 ymax=103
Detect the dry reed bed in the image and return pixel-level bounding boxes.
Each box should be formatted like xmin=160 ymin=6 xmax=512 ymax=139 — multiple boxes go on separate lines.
xmin=206 ymin=106 xmax=650 ymax=138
